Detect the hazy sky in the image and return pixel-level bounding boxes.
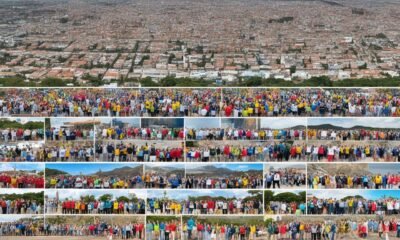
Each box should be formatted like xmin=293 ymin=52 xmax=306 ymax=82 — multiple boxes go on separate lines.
xmin=308 ymin=118 xmax=400 ymax=129
xmin=0 ymin=163 xmax=44 ymax=172
xmin=147 ymin=189 xmax=258 ymax=200
xmin=260 ymin=118 xmax=307 ymax=129
xmin=46 ymin=189 xmax=146 ymax=200
xmin=185 ymin=118 xmax=220 ymax=129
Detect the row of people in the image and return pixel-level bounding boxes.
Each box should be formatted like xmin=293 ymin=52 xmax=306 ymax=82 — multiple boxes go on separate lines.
xmin=96 ymin=143 xmax=184 ymax=162
xmin=0 ymin=199 xmax=43 ymax=214
xmin=186 ymin=128 xmax=305 ymax=141
xmin=47 ymin=175 xmax=144 ymax=189
xmin=1 ymin=128 xmax=43 ymax=142
xmin=222 ymin=88 xmax=400 ymax=117
xmin=0 ymin=88 xmax=221 ymax=117
xmin=46 ymin=199 xmax=146 ymax=215
xmin=100 ymin=127 xmax=184 ymax=140
xmin=309 ymin=174 xmax=400 ymax=189
xmin=307 ymin=129 xmax=400 ymax=141
xmin=308 ymin=198 xmax=400 ymax=215
xmin=46 ymin=128 xmax=94 ymax=141
xmin=147 ymin=199 xmax=263 ymax=215
xmin=0 ymin=174 xmax=44 ymax=188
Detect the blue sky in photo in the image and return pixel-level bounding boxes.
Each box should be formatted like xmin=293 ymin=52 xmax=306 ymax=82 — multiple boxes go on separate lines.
xmin=309 ymin=190 xmax=400 ymax=200
xmin=185 ymin=163 xmax=263 ymax=171
xmin=45 ymin=163 xmax=142 ymax=175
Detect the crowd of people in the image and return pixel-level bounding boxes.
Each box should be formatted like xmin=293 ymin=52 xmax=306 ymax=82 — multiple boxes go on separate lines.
xmin=99 ymin=126 xmax=184 ymax=141
xmin=185 ymin=128 xmax=306 ymax=141
xmin=305 ymin=144 xmax=400 ymax=162
xmin=307 ymin=197 xmax=400 ymax=215
xmin=221 ymin=88 xmax=400 ymax=117
xmin=46 ymin=198 xmax=146 ymax=215
xmin=0 ymin=197 xmax=43 ymax=214
xmin=265 ymin=169 xmax=306 ymax=189
xmin=1 ymin=88 xmax=400 ymax=117
xmin=0 ymin=173 xmax=44 ymax=188
xmin=144 ymin=172 xmax=183 ymax=189
xmin=96 ymin=142 xmax=184 ymax=162
xmin=265 ymin=218 xmax=400 ymax=240
xmin=0 ymin=88 xmax=221 ymax=117
xmin=45 ymin=127 xmax=94 ymax=141
xmin=309 ymin=173 xmax=400 ymax=189
xmin=47 ymin=175 xmax=144 ymax=189
xmin=147 ymin=198 xmax=263 ymax=215
xmin=182 ymin=218 xmax=262 ymax=240
xmin=183 ymin=175 xmax=263 ymax=189
xmin=146 ymin=220 xmax=180 ymax=240
xmin=0 ymin=128 xmax=44 ymax=142
xmin=43 ymin=144 xmax=94 ymax=162
xmin=266 ymin=201 xmax=306 ymax=215
xmin=0 ymin=220 xmax=43 ymax=237
xmin=186 ymin=142 xmax=306 ymax=162
xmin=42 ymin=222 xmax=145 ymax=239
xmin=0 ymin=145 xmax=44 ymax=162
xmin=307 ymin=128 xmax=400 ymax=141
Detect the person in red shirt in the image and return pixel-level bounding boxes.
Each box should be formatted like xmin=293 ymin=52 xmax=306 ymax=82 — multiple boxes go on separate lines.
xmin=239 ymin=225 xmax=246 ymax=239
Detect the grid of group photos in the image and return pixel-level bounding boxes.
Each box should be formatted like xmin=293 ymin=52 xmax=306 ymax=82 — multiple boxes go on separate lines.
xmin=0 ymin=87 xmax=400 ymax=240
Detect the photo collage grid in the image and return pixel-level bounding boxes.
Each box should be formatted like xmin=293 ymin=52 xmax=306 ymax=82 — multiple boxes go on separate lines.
xmin=1 ymin=87 xmax=400 ymax=239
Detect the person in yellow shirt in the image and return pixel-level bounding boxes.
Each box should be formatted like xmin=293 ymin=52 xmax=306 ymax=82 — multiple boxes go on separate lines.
xmin=375 ymin=174 xmax=383 ymax=189
xmin=114 ymin=148 xmax=120 ymax=162
xmin=242 ymin=177 xmax=249 ymax=188
xmin=50 ymin=177 xmax=57 ymax=188
xmin=113 ymin=201 xmax=119 ymax=214
xmin=250 ymin=225 xmax=256 ymax=239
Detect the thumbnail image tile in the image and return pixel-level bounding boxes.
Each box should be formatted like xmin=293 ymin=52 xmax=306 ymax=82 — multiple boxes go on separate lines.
xmin=184 ymin=163 xmax=263 ymax=189
xmin=305 ymin=140 xmax=400 ymax=162
xmin=0 ymin=141 xmax=45 ymax=162
xmin=182 ymin=216 xmax=266 ymax=240
xmin=264 ymin=190 xmax=306 ymax=215
xmin=44 ymin=215 xmax=145 ymax=239
xmin=307 ymin=190 xmax=400 ymax=216
xmin=0 ymin=189 xmax=44 ymax=214
xmin=0 ymin=215 xmax=43 ymax=239
xmin=45 ymin=163 xmax=144 ymax=189
xmin=186 ymin=140 xmax=307 ymax=162
xmin=0 ymin=118 xmax=44 ymax=143
xmin=308 ymin=163 xmax=400 ymax=190
xmin=45 ymin=189 xmax=146 ymax=215
xmin=146 ymin=215 xmax=181 ymax=240
xmin=144 ymin=163 xmax=185 ymax=189
xmin=96 ymin=140 xmax=184 ymax=162
xmin=263 ymin=215 xmax=399 ymax=240
xmin=264 ymin=163 xmax=306 ymax=190
xmin=147 ymin=190 xmax=263 ymax=215
xmin=0 ymin=162 xmax=44 ymax=188
xmin=307 ymin=118 xmax=400 ymax=142
xmin=43 ymin=141 xmax=94 ymax=162
xmin=45 ymin=118 xmax=95 ymax=143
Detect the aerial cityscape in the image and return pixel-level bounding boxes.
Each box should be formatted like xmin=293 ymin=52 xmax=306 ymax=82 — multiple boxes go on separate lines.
xmin=0 ymin=0 xmax=399 ymax=86
xmin=1 ymin=1 xmax=400 ymax=240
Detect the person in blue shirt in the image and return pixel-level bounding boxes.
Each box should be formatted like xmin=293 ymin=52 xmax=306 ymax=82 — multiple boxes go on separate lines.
xmin=187 ymin=218 xmax=195 ymax=239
